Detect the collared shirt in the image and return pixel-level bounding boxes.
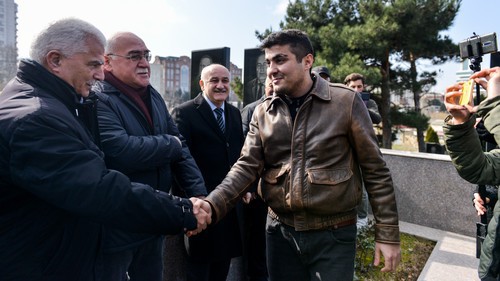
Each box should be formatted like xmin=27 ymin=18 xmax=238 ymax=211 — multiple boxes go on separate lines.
xmin=202 ymin=92 xmax=226 ymax=124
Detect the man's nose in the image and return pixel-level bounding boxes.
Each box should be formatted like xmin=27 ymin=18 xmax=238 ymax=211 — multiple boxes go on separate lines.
xmin=94 ymin=66 xmax=104 ymax=81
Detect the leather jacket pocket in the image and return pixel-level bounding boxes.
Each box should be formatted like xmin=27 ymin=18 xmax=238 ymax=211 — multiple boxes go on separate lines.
xmin=306 ymin=168 xmax=359 ymax=214
xmin=260 ymin=165 xmax=290 ymax=212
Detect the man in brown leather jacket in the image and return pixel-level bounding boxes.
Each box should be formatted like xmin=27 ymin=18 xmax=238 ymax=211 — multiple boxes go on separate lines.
xmin=196 ymin=29 xmax=401 ymax=281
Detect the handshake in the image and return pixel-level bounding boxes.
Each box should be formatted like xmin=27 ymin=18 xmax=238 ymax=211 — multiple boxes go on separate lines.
xmin=186 ymin=197 xmax=213 ymax=237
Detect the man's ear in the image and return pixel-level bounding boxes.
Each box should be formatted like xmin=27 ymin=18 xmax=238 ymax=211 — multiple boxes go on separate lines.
xmin=199 ymin=79 xmax=205 ymax=91
xmin=46 ymin=50 xmax=63 ymax=72
xmin=103 ymin=55 xmax=112 ymax=71
xmin=303 ymin=53 xmax=314 ymax=71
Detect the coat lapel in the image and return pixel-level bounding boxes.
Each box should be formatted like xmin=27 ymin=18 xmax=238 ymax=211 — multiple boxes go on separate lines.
xmin=194 ymin=93 xmax=226 ymax=140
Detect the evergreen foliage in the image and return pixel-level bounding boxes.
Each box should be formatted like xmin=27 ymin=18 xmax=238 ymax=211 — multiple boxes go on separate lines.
xmin=256 ymin=0 xmax=461 ymax=150
xmin=424 ymin=126 xmax=440 ymax=143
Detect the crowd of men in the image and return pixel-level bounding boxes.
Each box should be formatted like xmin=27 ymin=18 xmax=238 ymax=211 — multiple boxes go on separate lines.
xmin=1 ymin=16 xmax=499 ymax=281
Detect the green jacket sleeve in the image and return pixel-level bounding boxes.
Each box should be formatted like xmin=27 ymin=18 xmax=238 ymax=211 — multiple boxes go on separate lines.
xmin=443 ymin=96 xmax=500 ymax=185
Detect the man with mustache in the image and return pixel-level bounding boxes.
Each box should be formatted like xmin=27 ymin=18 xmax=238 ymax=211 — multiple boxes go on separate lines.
xmin=0 ymin=19 xmax=210 ymax=281
xmin=92 ymin=32 xmax=208 ymax=281
xmin=172 ymin=64 xmax=244 ymax=281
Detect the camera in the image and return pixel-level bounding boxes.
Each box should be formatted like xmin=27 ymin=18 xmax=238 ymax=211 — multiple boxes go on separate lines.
xmin=361 ymin=92 xmax=370 ymax=102
xmin=459 ymin=32 xmax=498 ymax=59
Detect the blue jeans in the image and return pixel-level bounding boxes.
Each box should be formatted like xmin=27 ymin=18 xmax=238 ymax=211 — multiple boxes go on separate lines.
xmin=266 ymin=215 xmax=356 ymax=281
xmin=101 ymin=237 xmax=164 ymax=281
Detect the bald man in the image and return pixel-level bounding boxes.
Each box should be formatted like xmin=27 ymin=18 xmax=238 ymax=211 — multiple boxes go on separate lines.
xmin=172 ymin=64 xmax=245 ymax=281
xmin=93 ymin=32 xmax=207 ymax=281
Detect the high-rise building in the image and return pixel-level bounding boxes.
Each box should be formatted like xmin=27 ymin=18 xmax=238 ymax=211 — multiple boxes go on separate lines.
xmin=0 ymin=0 xmax=17 ymax=88
xmin=152 ymin=55 xmax=192 ymax=110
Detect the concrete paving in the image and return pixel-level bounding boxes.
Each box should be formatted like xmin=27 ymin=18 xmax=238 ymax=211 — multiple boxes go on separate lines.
xmin=400 ymin=221 xmax=480 ymax=281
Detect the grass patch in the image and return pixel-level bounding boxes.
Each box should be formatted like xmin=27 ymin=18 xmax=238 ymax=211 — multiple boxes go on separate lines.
xmin=355 ymin=220 xmax=436 ymax=281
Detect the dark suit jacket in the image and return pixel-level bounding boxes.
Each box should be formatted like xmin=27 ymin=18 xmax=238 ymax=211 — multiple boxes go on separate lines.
xmin=171 ymin=93 xmax=244 ymax=262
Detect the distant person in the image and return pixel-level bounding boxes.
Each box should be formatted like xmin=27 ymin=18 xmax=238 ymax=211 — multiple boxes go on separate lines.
xmin=344 ymin=72 xmax=381 ymax=124
xmin=344 ymin=72 xmax=382 ymax=230
xmin=194 ymin=29 xmax=401 ymax=281
xmin=172 ymin=64 xmax=244 ymax=281
xmin=312 ymin=65 xmax=331 ymax=81
xmin=443 ymin=67 xmax=500 ymax=281
xmin=0 ymin=18 xmax=210 ymax=281
xmin=244 ymin=52 xmax=267 ymax=105
xmin=240 ymin=77 xmax=274 ymax=281
xmin=93 ymin=32 xmax=207 ymax=281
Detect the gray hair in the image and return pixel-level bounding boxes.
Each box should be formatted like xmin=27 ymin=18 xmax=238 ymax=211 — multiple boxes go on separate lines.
xmin=30 ymin=18 xmax=106 ymax=63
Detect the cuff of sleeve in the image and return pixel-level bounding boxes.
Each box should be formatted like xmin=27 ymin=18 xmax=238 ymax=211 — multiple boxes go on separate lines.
xmin=178 ymin=199 xmax=197 ymax=231
xmin=443 ymin=114 xmax=475 ymax=130
xmin=374 ymin=224 xmax=400 ymax=244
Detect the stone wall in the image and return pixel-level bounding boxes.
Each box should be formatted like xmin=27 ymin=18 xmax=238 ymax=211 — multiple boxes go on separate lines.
xmin=381 ymin=149 xmax=478 ymax=237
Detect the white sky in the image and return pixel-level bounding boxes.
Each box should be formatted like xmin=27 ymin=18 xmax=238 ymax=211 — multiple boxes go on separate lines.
xmin=15 ymin=0 xmax=499 ymax=93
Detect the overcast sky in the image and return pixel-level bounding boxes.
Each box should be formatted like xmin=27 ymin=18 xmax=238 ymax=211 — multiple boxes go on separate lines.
xmin=14 ymin=0 xmax=499 ymax=93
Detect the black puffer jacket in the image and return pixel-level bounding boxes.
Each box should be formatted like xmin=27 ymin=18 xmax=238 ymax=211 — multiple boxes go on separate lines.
xmin=93 ymin=81 xmax=206 ymax=252
xmin=0 ymin=60 xmax=196 ymax=281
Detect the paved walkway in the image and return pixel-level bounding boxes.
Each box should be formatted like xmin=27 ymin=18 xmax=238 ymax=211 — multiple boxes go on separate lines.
xmin=400 ymin=221 xmax=480 ymax=281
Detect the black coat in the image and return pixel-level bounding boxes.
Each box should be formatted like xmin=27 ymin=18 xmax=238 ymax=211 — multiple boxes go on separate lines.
xmin=172 ymin=93 xmax=244 ymax=262
xmin=94 ymin=81 xmax=206 ymax=252
xmin=0 ymin=60 xmax=197 ymax=281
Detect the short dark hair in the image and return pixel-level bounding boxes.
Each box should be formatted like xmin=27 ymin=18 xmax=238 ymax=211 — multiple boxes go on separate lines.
xmin=259 ymin=29 xmax=314 ymax=62
xmin=344 ymin=73 xmax=365 ymax=85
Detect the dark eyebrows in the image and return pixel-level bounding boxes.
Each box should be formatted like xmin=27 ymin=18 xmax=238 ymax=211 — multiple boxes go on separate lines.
xmin=266 ymin=53 xmax=288 ymax=63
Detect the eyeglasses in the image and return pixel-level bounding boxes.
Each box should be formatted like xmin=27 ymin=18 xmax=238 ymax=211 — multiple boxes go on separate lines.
xmin=108 ymin=52 xmax=152 ymax=62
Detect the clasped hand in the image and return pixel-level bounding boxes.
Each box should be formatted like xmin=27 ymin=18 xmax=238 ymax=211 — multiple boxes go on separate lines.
xmin=186 ymin=198 xmax=212 ymax=237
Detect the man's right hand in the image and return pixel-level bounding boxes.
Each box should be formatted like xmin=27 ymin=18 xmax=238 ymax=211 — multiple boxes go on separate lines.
xmin=185 ymin=198 xmax=212 ymax=237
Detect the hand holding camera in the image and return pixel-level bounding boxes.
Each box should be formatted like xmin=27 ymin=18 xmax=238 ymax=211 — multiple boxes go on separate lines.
xmin=444 ymin=81 xmax=474 ymax=125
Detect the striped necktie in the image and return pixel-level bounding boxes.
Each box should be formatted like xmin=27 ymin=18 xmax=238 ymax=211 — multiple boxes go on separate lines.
xmin=214 ymin=107 xmax=225 ymax=133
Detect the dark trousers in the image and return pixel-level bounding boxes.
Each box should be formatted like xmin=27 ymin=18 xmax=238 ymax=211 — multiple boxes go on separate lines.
xmin=101 ymin=237 xmax=164 ymax=281
xmin=186 ymin=259 xmax=231 ymax=281
xmin=266 ymin=215 xmax=356 ymax=281
xmin=243 ymin=197 xmax=269 ymax=280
